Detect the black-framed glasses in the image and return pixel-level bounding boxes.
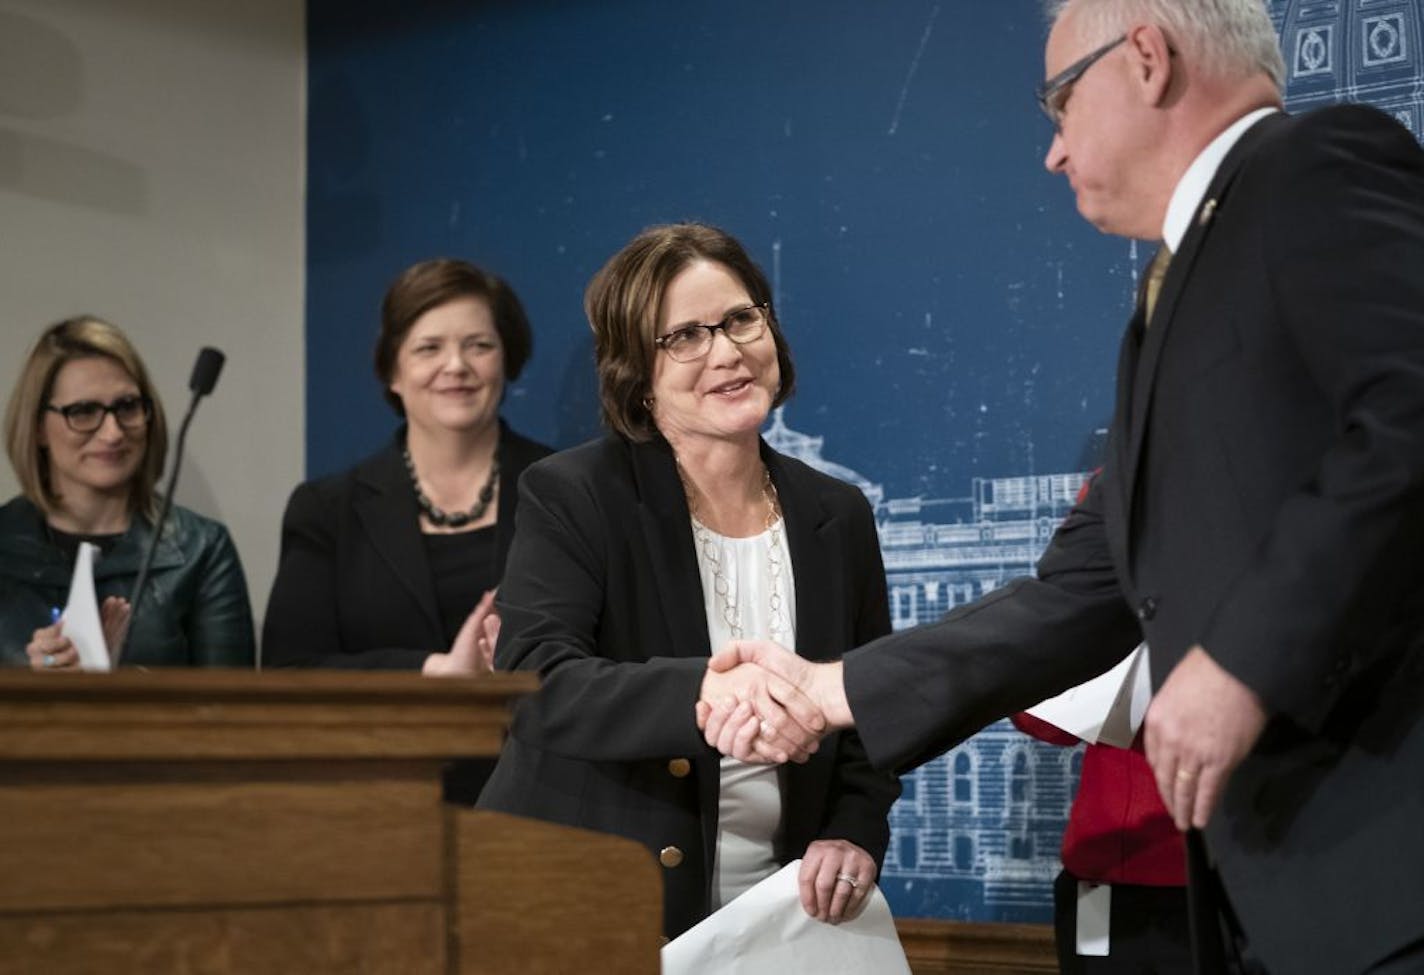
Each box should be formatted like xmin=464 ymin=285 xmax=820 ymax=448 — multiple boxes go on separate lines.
xmin=1036 ymin=34 xmax=1126 ymax=131
xmin=654 ymin=303 xmax=771 ymax=363
xmin=46 ymin=395 xmax=153 ymax=434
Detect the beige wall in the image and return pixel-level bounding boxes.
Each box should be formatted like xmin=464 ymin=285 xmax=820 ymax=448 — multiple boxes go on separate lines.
xmin=0 ymin=0 xmax=305 ymax=631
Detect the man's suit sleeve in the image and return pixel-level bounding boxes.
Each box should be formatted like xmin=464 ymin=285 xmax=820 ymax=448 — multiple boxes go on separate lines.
xmin=844 ymin=474 xmax=1141 ymax=773
xmin=1200 ymin=108 xmax=1424 ymax=729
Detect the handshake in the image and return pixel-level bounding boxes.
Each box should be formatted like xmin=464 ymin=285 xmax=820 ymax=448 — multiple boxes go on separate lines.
xmin=695 ymin=640 xmax=854 ymax=765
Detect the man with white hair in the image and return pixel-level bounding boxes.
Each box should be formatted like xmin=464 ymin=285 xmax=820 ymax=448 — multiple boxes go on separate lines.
xmin=701 ymin=1 xmax=1424 ymax=971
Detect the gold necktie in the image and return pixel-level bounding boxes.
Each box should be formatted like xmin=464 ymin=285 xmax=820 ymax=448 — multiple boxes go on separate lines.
xmin=1144 ymin=246 xmax=1173 ymax=325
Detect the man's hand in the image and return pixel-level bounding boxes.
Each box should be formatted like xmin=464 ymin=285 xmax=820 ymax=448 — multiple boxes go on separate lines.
xmin=708 ymin=639 xmax=854 ymax=729
xmin=697 ymin=647 xmax=825 ymax=764
xmin=1144 ymin=645 xmax=1267 ymax=830
xmin=696 ymin=640 xmax=854 ymax=763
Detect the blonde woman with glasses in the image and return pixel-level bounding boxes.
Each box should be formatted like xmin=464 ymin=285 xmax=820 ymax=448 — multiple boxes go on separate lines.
xmin=0 ymin=317 xmax=254 ymax=670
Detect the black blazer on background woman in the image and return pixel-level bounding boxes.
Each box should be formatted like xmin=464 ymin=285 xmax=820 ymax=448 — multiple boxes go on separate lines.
xmin=262 ymin=422 xmax=552 ymax=668
xmin=476 ymin=433 xmax=900 ymax=939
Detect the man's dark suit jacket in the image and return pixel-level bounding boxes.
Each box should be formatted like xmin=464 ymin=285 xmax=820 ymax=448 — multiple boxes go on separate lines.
xmin=476 ymin=433 xmax=901 ymax=939
xmin=843 ymin=106 xmax=1424 ymax=974
xmin=262 ymin=421 xmax=552 ymax=667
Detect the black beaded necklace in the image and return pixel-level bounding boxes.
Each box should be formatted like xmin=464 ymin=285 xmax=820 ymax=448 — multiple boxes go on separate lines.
xmin=402 ymin=445 xmax=499 ymax=529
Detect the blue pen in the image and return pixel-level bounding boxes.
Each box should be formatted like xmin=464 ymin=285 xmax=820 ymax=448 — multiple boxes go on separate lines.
xmin=50 ymin=606 xmax=62 ymax=625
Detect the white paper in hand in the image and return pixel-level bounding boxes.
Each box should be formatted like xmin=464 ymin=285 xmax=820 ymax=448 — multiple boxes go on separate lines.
xmin=1025 ymin=643 xmax=1150 ymax=747
xmin=661 ymin=860 xmax=910 ymax=975
xmin=61 ymin=541 xmax=112 ymax=672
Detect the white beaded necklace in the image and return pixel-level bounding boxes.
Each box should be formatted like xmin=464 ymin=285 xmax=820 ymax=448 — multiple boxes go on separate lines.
xmin=680 ymin=463 xmax=788 ymax=642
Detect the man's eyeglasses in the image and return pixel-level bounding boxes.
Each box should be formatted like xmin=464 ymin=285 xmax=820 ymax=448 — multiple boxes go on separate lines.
xmin=46 ymin=395 xmax=153 ymax=434
xmin=1036 ymin=34 xmax=1126 ymax=132
xmin=654 ymin=304 xmax=771 ymax=363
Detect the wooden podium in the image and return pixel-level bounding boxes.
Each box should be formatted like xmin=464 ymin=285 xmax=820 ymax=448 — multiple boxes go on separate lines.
xmin=0 ymin=670 xmax=662 ymax=974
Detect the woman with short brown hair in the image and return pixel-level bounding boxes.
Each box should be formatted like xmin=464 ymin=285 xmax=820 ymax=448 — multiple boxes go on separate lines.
xmin=263 ymin=258 xmax=551 ymax=685
xmin=478 ymin=223 xmax=898 ymax=939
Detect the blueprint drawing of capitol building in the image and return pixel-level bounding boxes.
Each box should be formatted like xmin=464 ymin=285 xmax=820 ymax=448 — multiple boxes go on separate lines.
xmin=766 ymin=410 xmax=1090 ymax=922
xmin=1271 ymin=0 xmax=1423 ymax=141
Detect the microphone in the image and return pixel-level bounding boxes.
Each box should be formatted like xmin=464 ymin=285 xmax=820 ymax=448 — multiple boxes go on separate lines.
xmin=189 ymin=346 xmax=225 ymax=396
xmin=113 ymin=347 xmax=226 ymax=666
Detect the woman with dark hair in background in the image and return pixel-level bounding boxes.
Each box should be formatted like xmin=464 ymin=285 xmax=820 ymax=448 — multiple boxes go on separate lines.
xmin=0 ymin=316 xmax=255 ymax=669
xmin=263 ymin=259 xmax=552 ymax=704
xmin=476 ymin=223 xmax=899 ymax=939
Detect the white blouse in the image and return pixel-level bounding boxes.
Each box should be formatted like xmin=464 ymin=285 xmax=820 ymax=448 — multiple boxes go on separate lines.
xmin=690 ymin=514 xmax=798 ymax=910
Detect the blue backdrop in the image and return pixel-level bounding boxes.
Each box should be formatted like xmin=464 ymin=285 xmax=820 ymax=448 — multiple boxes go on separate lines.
xmin=306 ymin=0 xmax=1132 ymax=486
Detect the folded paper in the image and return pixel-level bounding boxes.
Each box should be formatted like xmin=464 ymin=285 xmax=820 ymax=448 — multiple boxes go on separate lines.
xmin=662 ymin=860 xmax=910 ymax=974
xmin=1026 ymin=642 xmax=1150 ymax=747
xmin=62 ymin=541 xmax=111 ymax=672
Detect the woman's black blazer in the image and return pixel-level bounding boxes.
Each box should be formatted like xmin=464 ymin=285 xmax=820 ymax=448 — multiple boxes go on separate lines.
xmin=263 ymin=421 xmax=552 ymax=668
xmin=476 ymin=433 xmax=900 ymax=938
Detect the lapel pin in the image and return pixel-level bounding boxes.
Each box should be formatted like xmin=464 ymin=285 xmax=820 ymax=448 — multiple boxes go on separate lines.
xmin=1198 ymin=198 xmax=1218 ymax=227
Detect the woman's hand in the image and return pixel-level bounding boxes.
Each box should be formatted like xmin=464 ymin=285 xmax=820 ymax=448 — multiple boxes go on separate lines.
xmin=799 ymin=839 xmax=876 ymax=925
xmin=424 ymin=590 xmax=498 ymax=676
xmin=100 ymin=596 xmax=131 ymax=658
xmin=25 ymin=597 xmax=130 ymax=671
xmin=26 ymin=620 xmax=79 ymax=672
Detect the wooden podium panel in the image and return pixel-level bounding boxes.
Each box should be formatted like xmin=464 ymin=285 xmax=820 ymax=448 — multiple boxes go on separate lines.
xmin=0 ymin=904 xmax=446 ymax=975
xmin=0 ymin=670 xmax=661 ymax=974
xmin=459 ymin=811 xmax=661 ymax=975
